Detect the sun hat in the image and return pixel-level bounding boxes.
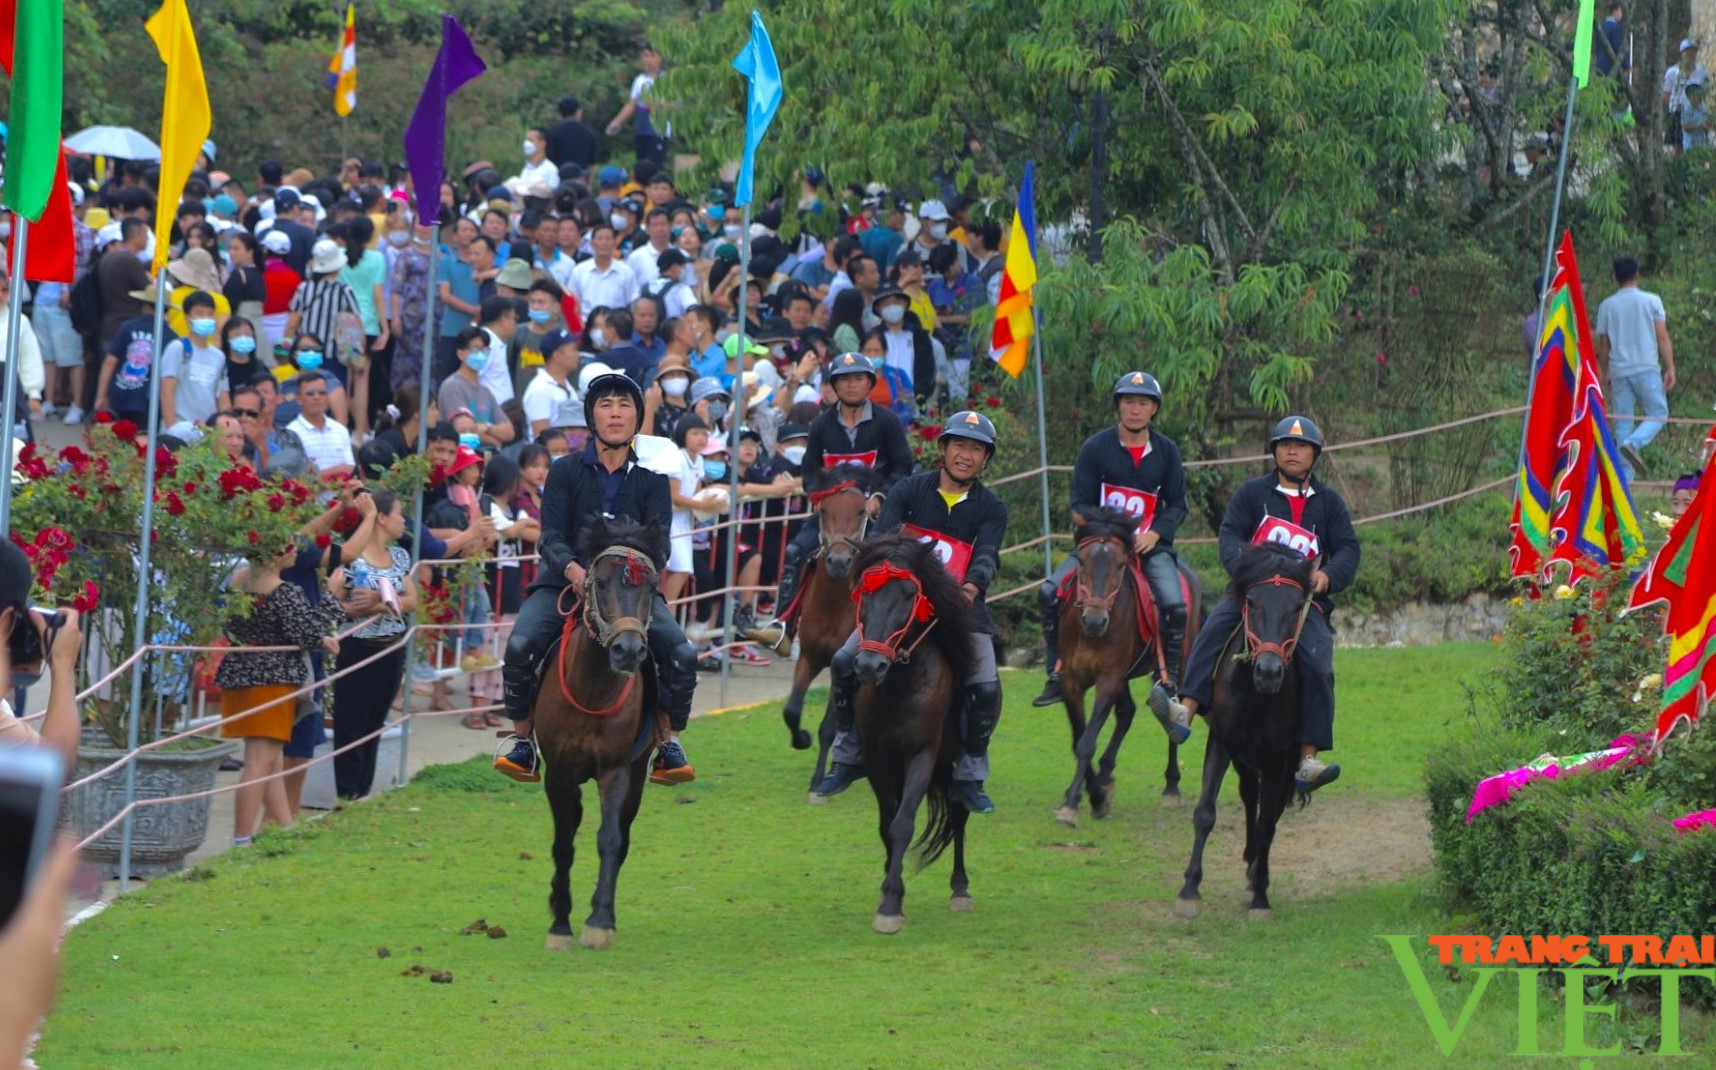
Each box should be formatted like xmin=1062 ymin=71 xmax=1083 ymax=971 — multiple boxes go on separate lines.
xmin=309 ymin=239 xmax=346 ymax=275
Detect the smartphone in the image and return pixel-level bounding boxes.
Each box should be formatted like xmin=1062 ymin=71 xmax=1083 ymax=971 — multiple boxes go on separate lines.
xmin=0 ymin=745 xmax=66 ymax=929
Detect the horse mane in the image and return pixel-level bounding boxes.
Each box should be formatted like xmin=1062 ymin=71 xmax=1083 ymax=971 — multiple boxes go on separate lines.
xmin=1226 ymin=542 xmax=1315 ymax=598
xmin=579 ymin=517 xmax=667 ymax=573
xmin=1074 ymin=506 xmax=1143 ymax=545
xmin=852 ymin=534 xmax=976 ymax=683
xmin=808 ymin=463 xmax=877 ymax=497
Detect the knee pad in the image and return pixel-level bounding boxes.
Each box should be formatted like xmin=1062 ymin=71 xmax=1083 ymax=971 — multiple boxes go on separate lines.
xmin=831 ymin=647 xmax=857 ymax=686
xmin=966 ymin=679 xmax=1002 ymax=713
xmin=504 ymin=630 xmax=540 ymax=668
xmin=1037 ymin=580 xmax=1060 ymax=614
xmin=667 ymin=641 xmax=698 ymax=678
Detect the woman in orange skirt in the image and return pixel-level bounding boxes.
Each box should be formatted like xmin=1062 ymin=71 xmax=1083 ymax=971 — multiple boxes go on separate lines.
xmin=217 ymin=545 xmax=340 ymax=846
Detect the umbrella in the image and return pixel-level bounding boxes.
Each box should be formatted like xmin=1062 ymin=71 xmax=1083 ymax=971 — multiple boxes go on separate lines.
xmin=63 ymin=125 xmax=161 ymax=161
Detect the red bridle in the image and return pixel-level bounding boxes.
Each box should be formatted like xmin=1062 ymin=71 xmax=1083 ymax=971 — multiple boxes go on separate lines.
xmin=851 ymin=561 xmax=937 ymax=662
xmin=553 ymin=548 xmax=656 ymax=718
xmin=1242 ymin=574 xmax=1313 ymax=664
xmin=814 ymin=480 xmax=870 ymax=556
xmin=1075 ymin=535 xmax=1128 ymax=613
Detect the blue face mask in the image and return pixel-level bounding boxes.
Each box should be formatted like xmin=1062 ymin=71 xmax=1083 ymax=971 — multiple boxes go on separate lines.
xmin=296 ymin=351 xmax=323 ymax=370
xmin=189 ymin=317 xmax=217 ymax=338
xmin=230 ymin=335 xmax=257 ymax=355
xmin=527 ymin=308 xmax=553 ymax=325
xmin=704 ymin=460 xmax=728 ymax=481
xmin=459 ymin=433 xmax=482 ymax=450
xmin=465 ymin=350 xmax=489 ymax=373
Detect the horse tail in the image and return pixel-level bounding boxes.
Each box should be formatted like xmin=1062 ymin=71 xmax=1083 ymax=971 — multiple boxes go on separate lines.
xmin=911 ymin=765 xmax=956 ymax=871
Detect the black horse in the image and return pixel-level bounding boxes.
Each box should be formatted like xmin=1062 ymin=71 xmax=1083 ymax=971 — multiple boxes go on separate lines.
xmin=1175 ymin=543 xmax=1316 ymax=921
xmin=847 ymin=534 xmax=978 ymax=934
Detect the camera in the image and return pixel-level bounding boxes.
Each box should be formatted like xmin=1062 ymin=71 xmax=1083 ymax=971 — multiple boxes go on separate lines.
xmin=7 ymin=606 xmax=66 ymax=685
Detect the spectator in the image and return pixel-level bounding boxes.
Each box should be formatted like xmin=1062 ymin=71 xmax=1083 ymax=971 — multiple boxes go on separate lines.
xmin=891 ymin=249 xmax=938 ymax=333
xmin=0 ymin=271 xmax=44 ymax=432
xmin=287 ymin=370 xmax=356 ymax=478
xmin=644 ymin=351 xmax=694 ymax=437
xmin=436 ymin=233 xmax=487 ymax=380
xmin=1673 ymin=473 xmax=1700 ymax=518
xmin=469 ymin=454 xmax=540 ymax=721
xmin=1596 ymin=3 xmax=1628 ymax=79
xmin=520 ymin=328 xmax=579 ymax=438
xmin=631 ymin=295 xmax=666 ymax=366
xmin=96 ymin=302 xmax=178 ymax=423
xmin=160 ymin=290 xmax=230 ymax=440
xmin=222 ymin=231 xmax=266 ymax=329
xmin=438 ymin=326 xmax=513 ymax=450
xmin=1664 ymin=39 xmax=1708 ymax=151
xmin=209 ymin=411 xmax=247 ymax=463
xmin=285 ymin=240 xmax=362 ymax=401
xmin=387 ymin=222 xmax=435 ymax=397
xmin=830 ymin=287 xmax=866 ymax=355
xmin=338 ymin=216 xmax=390 ymax=438
xmin=545 ymin=96 xmax=599 ymax=170
xmin=276 ymin=332 xmax=351 ymax=426
xmin=0 ymin=540 xmax=85 ymax=768
xmin=514 ymin=126 xmax=561 ymax=193
xmin=474 ymin=295 xmax=520 ymax=409
xmin=1684 ymin=80 xmax=1710 ymax=150
xmin=570 ymin=224 xmax=640 ymax=313
xmin=1595 ymin=256 xmax=1674 ymax=478
xmin=596 ymin=307 xmax=651 ymax=384
xmin=258 ymin=229 xmax=301 ymax=355
xmin=606 ymin=44 xmax=670 ymax=167
xmin=1522 ymin=275 xmax=1546 ymax=358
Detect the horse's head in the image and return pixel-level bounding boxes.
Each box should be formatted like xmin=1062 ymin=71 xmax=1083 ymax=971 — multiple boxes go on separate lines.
xmin=849 ymin=535 xmax=952 ymax=687
xmin=1073 ymin=507 xmax=1140 ymax=637
xmin=579 ymin=519 xmax=665 ymax=677
xmin=1230 ymin=543 xmax=1316 ymax=695
xmin=811 ymin=464 xmax=873 ymax=579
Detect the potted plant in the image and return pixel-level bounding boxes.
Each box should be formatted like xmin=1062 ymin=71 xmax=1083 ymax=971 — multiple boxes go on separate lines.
xmin=11 ymin=416 xmax=323 ymax=874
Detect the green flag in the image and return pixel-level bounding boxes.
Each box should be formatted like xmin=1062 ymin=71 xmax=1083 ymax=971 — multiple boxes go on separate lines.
xmin=1572 ymin=0 xmax=1595 ymax=89
xmin=1 ymin=0 xmax=65 ymax=221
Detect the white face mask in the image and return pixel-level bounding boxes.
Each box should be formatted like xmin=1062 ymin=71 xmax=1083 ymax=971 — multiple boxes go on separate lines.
xmin=589 ymin=327 xmax=608 ymax=349
xmin=782 ymin=445 xmax=807 ymax=465
xmin=610 ymin=213 xmax=628 ymax=231
xmin=523 ymin=139 xmax=538 ymax=158
xmin=386 ymin=230 xmax=410 ymax=247
xmin=880 ymin=304 xmax=906 ymax=325
xmin=660 ymin=376 xmax=689 ymax=398
xmin=929 ymin=223 xmax=948 ymax=241
xmin=723 ymin=224 xmax=743 ymax=241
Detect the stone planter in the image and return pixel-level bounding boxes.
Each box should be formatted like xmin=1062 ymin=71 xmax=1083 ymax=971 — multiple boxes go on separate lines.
xmin=64 ymin=739 xmax=241 ymax=878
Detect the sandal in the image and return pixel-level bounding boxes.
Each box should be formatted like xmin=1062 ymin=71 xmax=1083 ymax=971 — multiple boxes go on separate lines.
xmin=460 ymin=712 xmax=488 ymax=730
xmin=483 ymin=712 xmax=506 ymax=728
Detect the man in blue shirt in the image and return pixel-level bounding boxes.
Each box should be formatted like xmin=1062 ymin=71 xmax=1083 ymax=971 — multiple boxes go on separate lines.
xmin=1596 ymin=3 xmax=1629 ymax=78
xmin=437 ymin=237 xmax=488 ymax=380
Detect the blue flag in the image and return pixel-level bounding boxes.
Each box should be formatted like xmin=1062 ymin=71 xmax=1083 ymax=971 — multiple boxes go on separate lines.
xmin=731 ymin=11 xmax=782 ymax=208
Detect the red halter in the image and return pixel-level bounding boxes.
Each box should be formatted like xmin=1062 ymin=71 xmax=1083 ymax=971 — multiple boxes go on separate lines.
xmin=851 ymin=562 xmax=937 ymax=661
xmin=1241 ymin=574 xmax=1313 ymax=664
xmin=553 ymin=548 xmax=655 ymax=718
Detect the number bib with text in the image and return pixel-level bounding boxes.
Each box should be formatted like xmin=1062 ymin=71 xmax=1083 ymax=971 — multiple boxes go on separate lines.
xmin=823 ymin=450 xmax=879 ymax=468
xmin=1099 ymin=482 xmax=1158 ymax=531
xmin=901 ymin=523 xmax=974 ymax=583
xmin=1252 ymin=514 xmax=1320 ymax=558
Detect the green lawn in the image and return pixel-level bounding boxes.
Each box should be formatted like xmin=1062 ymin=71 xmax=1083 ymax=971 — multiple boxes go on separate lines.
xmin=43 ymin=641 xmax=1659 ymax=1069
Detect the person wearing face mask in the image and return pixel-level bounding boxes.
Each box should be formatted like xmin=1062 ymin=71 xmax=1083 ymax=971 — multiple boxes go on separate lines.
xmin=913 ymin=199 xmax=952 ymax=261
xmin=569 ymin=223 xmax=640 ymax=315
xmin=512 ymin=278 xmax=566 ymax=396
xmin=220 ymin=317 xmax=263 ymax=389
xmin=644 ymin=351 xmax=694 ymax=437
xmin=437 ymin=326 xmax=514 ymax=449
xmin=752 ymin=422 xmax=809 ymax=602
xmin=871 ymin=285 xmax=935 ymax=408
xmin=687 ymin=376 xmax=732 ymax=436
xmin=513 ymin=127 xmax=561 ymax=194
xmin=159 ymin=290 xmax=231 ymax=440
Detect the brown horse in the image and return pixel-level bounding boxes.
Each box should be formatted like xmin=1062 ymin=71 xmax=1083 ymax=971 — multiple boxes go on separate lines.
xmin=848 ymin=534 xmax=977 ymax=934
xmin=1053 ymin=507 xmax=1203 ymax=828
xmin=777 ymin=465 xmax=874 ymax=797
xmin=534 ymin=519 xmax=666 ymax=951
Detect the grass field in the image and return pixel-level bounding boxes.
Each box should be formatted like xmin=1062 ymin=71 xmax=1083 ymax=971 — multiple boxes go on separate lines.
xmin=40 ymin=642 xmax=1677 ymax=1069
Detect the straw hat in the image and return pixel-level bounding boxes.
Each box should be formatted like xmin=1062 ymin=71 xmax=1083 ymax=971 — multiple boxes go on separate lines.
xmin=166 ymin=248 xmax=222 ymax=294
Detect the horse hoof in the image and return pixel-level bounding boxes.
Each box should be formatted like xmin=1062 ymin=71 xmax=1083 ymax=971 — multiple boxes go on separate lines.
xmin=1160 ymin=791 xmax=1183 ymax=808
xmin=544 ymin=932 xmax=574 ymax=952
xmin=949 ymin=896 xmax=975 ymax=913
xmin=807 ymin=791 xmax=828 ymax=806
xmin=873 ymin=913 xmax=906 ymax=934
xmin=579 ymin=926 xmax=615 ymax=950
xmin=1247 ymin=908 xmax=1274 ymax=922
xmin=791 ymin=729 xmax=812 ymax=750
xmin=1173 ymin=897 xmax=1201 ymax=920
xmin=1053 ymin=806 xmax=1079 ymax=828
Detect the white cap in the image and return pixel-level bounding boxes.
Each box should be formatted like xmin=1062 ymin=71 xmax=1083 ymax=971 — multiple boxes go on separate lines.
xmin=917 ymin=199 xmax=950 ymax=221
xmin=260 ymin=229 xmax=292 ymax=255
xmin=1683 ymin=37 xmax=1701 ymax=52
xmin=66 ymin=182 xmax=84 ymax=207
xmin=577 ymin=361 xmax=616 ymax=395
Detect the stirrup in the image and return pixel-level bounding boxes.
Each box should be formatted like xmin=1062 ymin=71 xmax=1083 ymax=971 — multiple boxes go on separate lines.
xmin=493 ymin=733 xmax=542 ymax=782
xmin=747 ymin=617 xmax=792 ymax=658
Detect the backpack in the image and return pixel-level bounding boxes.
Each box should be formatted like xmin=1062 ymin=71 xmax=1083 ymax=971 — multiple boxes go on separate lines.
xmin=68 ymin=260 xmax=105 ymax=337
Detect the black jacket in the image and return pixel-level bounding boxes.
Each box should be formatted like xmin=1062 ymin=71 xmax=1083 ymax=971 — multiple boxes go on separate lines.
xmin=1217 ymin=472 xmax=1361 ymax=613
xmin=876 ymin=471 xmax=1008 ymax=634
xmin=1070 ymin=426 xmax=1189 ymax=544
xmin=802 ymin=402 xmax=914 ymax=497
xmin=533 ymin=447 xmax=672 ymax=593
xmin=545 ymin=119 xmax=599 ymax=169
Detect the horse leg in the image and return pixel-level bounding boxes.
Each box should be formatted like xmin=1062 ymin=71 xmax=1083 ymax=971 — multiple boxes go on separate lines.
xmin=1238 ymin=764 xmax=1260 ymax=894
xmin=1162 ymin=738 xmax=1182 ymax=805
xmin=1092 ymin=686 xmax=1137 ymax=819
xmin=783 ymin=654 xmax=815 ymax=752
xmin=1246 ymin=766 xmax=1296 ymax=919
xmin=580 ymin=763 xmax=632 ymax=950
xmin=875 ymin=750 xmax=935 ymax=934
xmin=544 ymin=772 xmax=581 ymax=951
xmin=1175 ymin=735 xmax=1232 ymax=920
xmin=948 ymin=802 xmax=974 ymax=912
xmin=1057 ymin=681 xmax=1116 ymax=828
xmin=809 ymin=683 xmax=839 ymax=801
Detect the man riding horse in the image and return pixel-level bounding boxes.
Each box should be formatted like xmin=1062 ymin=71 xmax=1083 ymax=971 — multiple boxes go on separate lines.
xmin=811 ymin=411 xmax=1009 ymax=814
xmin=495 ymin=372 xmax=700 ymax=785
xmin=1034 ymin=371 xmax=1191 ymax=706
xmin=1149 ymin=415 xmax=1361 ymax=795
xmin=740 ymin=351 xmax=916 ymax=653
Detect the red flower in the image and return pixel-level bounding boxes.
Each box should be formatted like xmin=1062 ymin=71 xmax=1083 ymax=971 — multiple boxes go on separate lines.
xmin=182 ymin=481 xmax=197 ymax=495
xmin=247 ymin=530 xmax=261 ymax=545
xmin=152 ymin=446 xmax=178 ymax=479
xmin=111 ymin=419 xmax=138 ymax=442
xmin=1406 ymin=285 xmax=1421 ymax=297
xmin=986 ymin=396 xmax=1002 ymax=408
xmin=71 ymin=581 xmax=100 ymax=613
xmin=93 ymin=411 xmax=113 ymax=425
xmin=333 ymin=507 xmax=361 ymax=534
xmin=267 ymin=493 xmax=286 ymax=512
xmin=917 ymin=425 xmax=943 ymax=440
xmin=314 ymin=534 xmax=332 ymax=549
xmin=164 ymin=492 xmax=186 ymax=517
xmin=58 ymin=445 xmax=91 ymax=472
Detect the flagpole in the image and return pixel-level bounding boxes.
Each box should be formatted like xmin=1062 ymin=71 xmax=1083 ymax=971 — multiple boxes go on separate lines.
xmin=719 ymin=203 xmax=751 ymax=708
xmin=119 ymin=269 xmax=170 ymax=892
xmin=0 ymin=217 xmax=28 ymax=535
xmin=399 ymin=221 xmax=441 ymax=786
xmin=1029 ymin=305 xmax=1052 ymax=576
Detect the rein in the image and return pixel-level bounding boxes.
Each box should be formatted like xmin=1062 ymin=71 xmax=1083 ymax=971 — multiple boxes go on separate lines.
xmin=851 ymin=561 xmax=938 ymax=663
xmin=1241 ymin=573 xmax=1314 ymax=664
xmin=554 ymin=546 xmax=658 ymax=718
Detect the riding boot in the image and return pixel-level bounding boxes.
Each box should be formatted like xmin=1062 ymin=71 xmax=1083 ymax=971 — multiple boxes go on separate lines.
xmin=814 ymin=649 xmax=865 ymax=797
xmin=1031 ymin=585 xmax=1063 ymax=707
xmin=746 ymin=544 xmax=804 ymax=656
xmin=1155 ymin=604 xmax=1188 ymax=694
xmin=952 ymin=680 xmax=1002 ymax=815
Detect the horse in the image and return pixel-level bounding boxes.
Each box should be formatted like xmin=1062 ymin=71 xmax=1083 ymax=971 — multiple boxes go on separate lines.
xmin=1175 ymin=542 xmax=1316 ymax=921
xmin=777 ymin=465 xmax=875 ymax=798
xmin=1052 ymin=507 xmax=1203 ymax=828
xmin=847 ymin=534 xmax=978 ymax=934
xmin=533 ymin=519 xmax=667 ymax=951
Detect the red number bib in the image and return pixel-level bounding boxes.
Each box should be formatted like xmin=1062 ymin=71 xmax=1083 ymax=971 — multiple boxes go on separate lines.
xmin=1099 ymin=482 xmax=1158 ymax=532
xmin=1252 ymin=514 xmax=1320 ymax=558
xmin=901 ymin=523 xmax=974 ymax=583
xmin=823 ymin=450 xmax=878 ymax=468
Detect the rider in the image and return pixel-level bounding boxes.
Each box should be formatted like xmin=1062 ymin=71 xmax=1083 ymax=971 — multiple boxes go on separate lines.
xmin=1033 ymin=371 xmax=1190 ymax=706
xmin=739 ymin=351 xmax=915 ymax=654
xmin=812 ymin=411 xmax=1008 ymax=814
xmin=1148 ymin=415 xmax=1360 ymax=795
xmin=495 ymin=372 xmax=700 ymax=785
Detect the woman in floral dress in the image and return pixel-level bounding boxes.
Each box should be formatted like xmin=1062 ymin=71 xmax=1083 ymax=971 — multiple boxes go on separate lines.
xmin=388 ymin=220 xmax=435 ymax=396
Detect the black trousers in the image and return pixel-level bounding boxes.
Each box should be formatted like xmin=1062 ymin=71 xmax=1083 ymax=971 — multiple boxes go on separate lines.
xmin=503 ymin=585 xmax=698 ymax=729
xmin=332 ymin=637 xmax=408 ymax=799
xmin=1179 ymin=595 xmax=1336 ymax=750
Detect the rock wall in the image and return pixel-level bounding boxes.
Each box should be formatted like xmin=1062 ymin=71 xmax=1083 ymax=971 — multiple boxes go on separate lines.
xmin=1334 ymin=593 xmax=1511 ymax=648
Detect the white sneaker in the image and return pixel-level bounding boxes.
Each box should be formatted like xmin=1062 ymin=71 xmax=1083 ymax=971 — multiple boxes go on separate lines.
xmin=62 ymin=404 xmax=83 ymax=426
xmin=40 ymin=402 xmax=57 ymax=418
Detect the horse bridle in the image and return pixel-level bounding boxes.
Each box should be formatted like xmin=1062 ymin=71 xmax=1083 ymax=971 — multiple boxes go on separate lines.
xmin=581 ymin=546 xmax=658 ymax=648
xmin=1074 ymin=534 xmax=1129 ymax=613
xmin=852 ymin=561 xmax=936 ymax=663
xmin=813 ymin=479 xmax=870 ymax=558
xmin=1241 ymin=574 xmax=1314 ymax=663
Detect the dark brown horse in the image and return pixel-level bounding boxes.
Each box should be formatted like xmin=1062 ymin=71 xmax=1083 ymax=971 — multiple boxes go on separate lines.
xmin=777 ymin=465 xmax=873 ymax=797
xmin=534 ymin=520 xmax=666 ymax=951
xmin=1176 ymin=543 xmax=1315 ymax=921
xmin=1052 ymin=507 xmax=1203 ymax=827
xmin=848 ymin=535 xmax=977 ymax=934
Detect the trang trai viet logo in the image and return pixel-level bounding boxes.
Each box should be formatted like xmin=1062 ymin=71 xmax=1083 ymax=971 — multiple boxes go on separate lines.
xmin=1380 ymin=934 xmax=1716 ymax=1060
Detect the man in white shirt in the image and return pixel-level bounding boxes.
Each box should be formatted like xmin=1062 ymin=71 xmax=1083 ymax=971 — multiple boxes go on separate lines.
xmin=644 ymin=249 xmax=697 ymax=319
xmin=521 ymin=329 xmax=580 ymax=437
xmin=287 ymin=370 xmax=355 ymax=477
xmin=625 ymin=208 xmax=675 ymax=286
xmin=571 ymin=224 xmax=640 ymax=312
xmin=476 ymin=296 xmax=519 ymax=406
xmin=513 ymin=127 xmax=561 ymax=193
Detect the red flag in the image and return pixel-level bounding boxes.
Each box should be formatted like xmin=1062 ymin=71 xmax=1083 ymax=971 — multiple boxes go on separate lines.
xmin=1629 ymin=449 xmax=1716 ymax=741
xmin=0 ymin=0 xmax=77 ymax=283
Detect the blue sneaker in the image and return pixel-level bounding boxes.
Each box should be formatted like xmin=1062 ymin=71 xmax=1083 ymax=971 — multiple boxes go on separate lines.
xmin=651 ymin=738 xmax=695 ymax=784
xmin=1295 ymin=756 xmax=1341 ymax=794
xmin=494 ymin=738 xmax=539 ymax=783
xmin=949 ymin=780 xmax=995 ymax=814
xmin=1147 ymin=683 xmax=1193 ymax=744
xmin=812 ymin=762 xmax=865 ymax=798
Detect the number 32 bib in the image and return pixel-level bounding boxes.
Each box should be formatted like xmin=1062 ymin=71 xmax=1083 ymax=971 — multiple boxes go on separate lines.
xmin=1252 ymin=514 xmax=1320 ymax=558
xmin=1099 ymin=482 xmax=1158 ymax=532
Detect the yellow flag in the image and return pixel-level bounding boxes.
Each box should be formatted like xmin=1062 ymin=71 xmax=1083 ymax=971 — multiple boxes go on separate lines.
xmin=145 ymin=0 xmax=211 ymax=273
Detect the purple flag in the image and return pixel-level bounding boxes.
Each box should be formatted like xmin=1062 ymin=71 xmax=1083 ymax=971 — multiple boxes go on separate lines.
xmin=404 ymin=15 xmax=486 ymax=226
